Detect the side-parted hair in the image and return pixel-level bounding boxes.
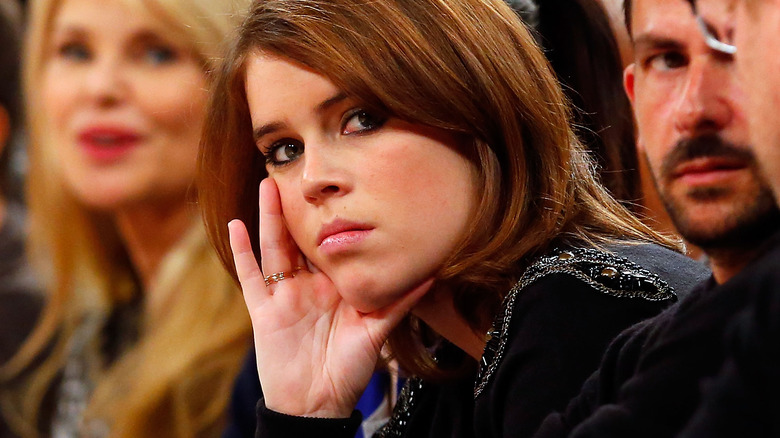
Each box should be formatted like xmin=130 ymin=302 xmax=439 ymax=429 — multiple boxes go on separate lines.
xmin=1 ymin=0 xmax=253 ymax=436
xmin=199 ymin=0 xmax=679 ymax=377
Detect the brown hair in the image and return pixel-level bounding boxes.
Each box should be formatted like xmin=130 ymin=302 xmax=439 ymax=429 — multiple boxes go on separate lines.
xmin=198 ymin=0 xmax=679 ymax=378
xmin=624 ymin=0 xmax=634 ymax=36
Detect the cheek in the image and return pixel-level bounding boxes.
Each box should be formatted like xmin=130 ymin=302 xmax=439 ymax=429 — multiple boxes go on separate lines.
xmin=138 ymin=72 xmax=207 ymax=135
xmin=633 ymin=97 xmax=673 ymax=165
xmin=41 ymin=68 xmax=74 ymax=130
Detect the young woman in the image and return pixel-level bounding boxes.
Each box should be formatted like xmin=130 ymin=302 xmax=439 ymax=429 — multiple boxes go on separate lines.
xmin=198 ymin=0 xmax=710 ymax=436
xmin=0 ymin=0 xmax=253 ymax=436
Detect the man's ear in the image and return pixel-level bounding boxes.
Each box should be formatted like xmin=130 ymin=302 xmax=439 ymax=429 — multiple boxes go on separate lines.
xmin=624 ymin=63 xmax=637 ymax=104
xmin=623 ymin=63 xmax=645 ymax=152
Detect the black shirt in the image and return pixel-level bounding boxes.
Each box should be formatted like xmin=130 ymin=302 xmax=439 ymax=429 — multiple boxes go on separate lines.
xmin=535 ymin=232 xmax=780 ymax=438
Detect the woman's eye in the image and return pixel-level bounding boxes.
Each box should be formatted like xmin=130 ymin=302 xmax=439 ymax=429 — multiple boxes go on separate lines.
xmin=58 ymin=42 xmax=91 ymax=62
xmin=143 ymin=46 xmax=177 ymax=65
xmin=648 ymin=52 xmax=687 ymax=71
xmin=342 ymin=109 xmax=387 ymax=135
xmin=266 ymin=140 xmax=304 ymax=166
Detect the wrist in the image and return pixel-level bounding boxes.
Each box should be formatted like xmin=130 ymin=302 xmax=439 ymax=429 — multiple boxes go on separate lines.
xmin=265 ymin=396 xmax=355 ymax=419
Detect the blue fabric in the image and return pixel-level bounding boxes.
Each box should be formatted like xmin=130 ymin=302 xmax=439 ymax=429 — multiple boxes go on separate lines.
xmin=354 ymin=371 xmax=390 ymax=438
xmin=222 ymin=349 xmax=403 ymax=438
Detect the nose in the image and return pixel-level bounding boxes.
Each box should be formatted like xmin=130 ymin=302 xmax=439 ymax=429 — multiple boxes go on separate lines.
xmin=300 ymin=143 xmax=351 ymax=204
xmin=674 ymin=55 xmax=734 ymax=133
xmin=84 ymin=55 xmax=128 ymax=107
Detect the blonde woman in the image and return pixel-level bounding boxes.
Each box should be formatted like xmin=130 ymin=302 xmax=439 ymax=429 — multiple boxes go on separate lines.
xmin=199 ymin=0 xmax=710 ymax=436
xmin=0 ymin=0 xmax=253 ymax=436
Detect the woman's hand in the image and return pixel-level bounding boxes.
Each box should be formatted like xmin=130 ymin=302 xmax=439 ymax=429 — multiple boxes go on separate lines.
xmin=228 ymin=178 xmax=431 ymax=418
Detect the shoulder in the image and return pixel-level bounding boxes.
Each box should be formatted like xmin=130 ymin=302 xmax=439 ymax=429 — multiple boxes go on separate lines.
xmin=518 ymin=245 xmax=690 ymax=302
xmin=474 ymin=246 xmax=687 ymax=399
xmin=606 ymin=243 xmax=711 ymax=300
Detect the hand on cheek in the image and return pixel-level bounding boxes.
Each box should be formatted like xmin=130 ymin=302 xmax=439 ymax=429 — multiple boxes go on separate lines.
xmin=228 ymin=178 xmax=432 ymax=418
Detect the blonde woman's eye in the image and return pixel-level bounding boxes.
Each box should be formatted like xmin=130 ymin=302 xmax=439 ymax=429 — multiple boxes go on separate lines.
xmin=144 ymin=46 xmax=177 ymax=65
xmin=342 ymin=109 xmax=387 ymax=135
xmin=264 ymin=139 xmax=304 ymax=167
xmin=59 ymin=42 xmax=91 ymax=62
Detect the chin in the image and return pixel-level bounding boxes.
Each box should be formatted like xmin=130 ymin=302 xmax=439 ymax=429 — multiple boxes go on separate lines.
xmin=340 ymin=285 xmax=404 ymax=315
xmin=71 ymin=188 xmax=139 ymax=212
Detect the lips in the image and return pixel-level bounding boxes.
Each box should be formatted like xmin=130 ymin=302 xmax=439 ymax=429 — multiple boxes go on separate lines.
xmin=317 ymin=219 xmax=374 ymax=252
xmin=77 ymin=127 xmax=143 ymax=161
xmin=672 ymin=157 xmax=747 ymax=177
xmin=670 ymin=157 xmax=749 ymax=187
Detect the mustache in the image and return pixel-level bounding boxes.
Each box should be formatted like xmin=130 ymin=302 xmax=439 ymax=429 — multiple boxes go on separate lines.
xmin=660 ymin=134 xmax=756 ymax=178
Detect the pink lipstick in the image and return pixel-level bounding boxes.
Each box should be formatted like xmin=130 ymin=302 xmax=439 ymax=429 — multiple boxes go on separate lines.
xmin=77 ymin=127 xmax=143 ymax=162
xmin=317 ymin=219 xmax=373 ymax=254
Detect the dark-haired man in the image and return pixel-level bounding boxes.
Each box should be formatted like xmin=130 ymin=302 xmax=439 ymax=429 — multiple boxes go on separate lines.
xmin=532 ymin=0 xmax=780 ymax=436
xmin=669 ymin=0 xmax=780 ymax=436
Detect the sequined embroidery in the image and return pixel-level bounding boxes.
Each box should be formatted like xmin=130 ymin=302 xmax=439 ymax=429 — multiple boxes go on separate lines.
xmin=473 ymin=246 xmax=675 ymax=398
xmin=374 ymin=378 xmax=424 ymax=437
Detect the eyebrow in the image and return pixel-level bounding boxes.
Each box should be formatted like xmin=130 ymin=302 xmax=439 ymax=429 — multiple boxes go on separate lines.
xmin=50 ymin=26 xmax=86 ymax=40
xmin=633 ymin=34 xmax=685 ymax=53
xmin=252 ymin=91 xmax=349 ymax=142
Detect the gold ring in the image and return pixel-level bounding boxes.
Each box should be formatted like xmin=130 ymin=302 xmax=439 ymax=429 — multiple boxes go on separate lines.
xmin=263 ymin=267 xmax=304 ymax=286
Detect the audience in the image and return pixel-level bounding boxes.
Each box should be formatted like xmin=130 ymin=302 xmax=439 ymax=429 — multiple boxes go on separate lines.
xmin=0 ymin=0 xmax=252 ymax=437
xmin=513 ymin=0 xmax=641 ymax=210
xmin=198 ymin=0 xmax=708 ymax=437
xmin=0 ymin=1 xmax=43 ymax=436
xmin=0 ymin=0 xmax=775 ymax=436
xmin=535 ymin=0 xmax=779 ymax=436
xmin=509 ymin=0 xmax=687 ymax=257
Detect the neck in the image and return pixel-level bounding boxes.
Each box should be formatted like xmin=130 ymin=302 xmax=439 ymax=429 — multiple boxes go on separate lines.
xmin=114 ymin=200 xmax=194 ymax=291
xmin=412 ymin=286 xmax=487 ymax=361
xmin=708 ymin=246 xmax=764 ymax=284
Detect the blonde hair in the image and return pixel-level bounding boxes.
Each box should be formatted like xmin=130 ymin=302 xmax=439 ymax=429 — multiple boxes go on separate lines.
xmin=1 ymin=0 xmax=253 ymax=436
xmin=199 ymin=0 xmax=680 ymax=379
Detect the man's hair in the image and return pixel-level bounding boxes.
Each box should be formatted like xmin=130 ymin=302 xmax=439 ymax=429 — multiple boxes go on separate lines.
xmin=624 ymin=0 xmax=633 ymax=36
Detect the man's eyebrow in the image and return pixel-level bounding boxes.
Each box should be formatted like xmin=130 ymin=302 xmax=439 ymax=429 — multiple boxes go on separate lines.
xmin=633 ymin=34 xmax=685 ymax=52
xmin=252 ymin=92 xmax=349 ymax=143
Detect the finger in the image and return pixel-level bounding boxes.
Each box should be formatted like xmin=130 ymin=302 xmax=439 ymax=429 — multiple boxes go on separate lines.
xmin=259 ymin=179 xmax=306 ymax=277
xmin=228 ymin=219 xmax=269 ymax=309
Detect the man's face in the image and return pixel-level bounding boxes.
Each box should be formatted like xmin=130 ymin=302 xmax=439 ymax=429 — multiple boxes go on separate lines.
xmin=626 ymin=0 xmax=777 ymax=250
xmin=734 ymin=0 xmax=780 ymax=199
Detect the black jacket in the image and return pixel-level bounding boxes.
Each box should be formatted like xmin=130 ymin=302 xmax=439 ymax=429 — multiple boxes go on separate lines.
xmin=227 ymin=243 xmax=709 ymax=438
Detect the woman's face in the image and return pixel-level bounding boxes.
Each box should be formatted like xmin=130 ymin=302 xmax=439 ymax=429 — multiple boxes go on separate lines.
xmin=41 ymin=0 xmax=206 ymax=211
xmin=245 ymin=54 xmax=479 ymax=313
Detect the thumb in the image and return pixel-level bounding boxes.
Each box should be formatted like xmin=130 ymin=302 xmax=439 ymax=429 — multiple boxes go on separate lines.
xmin=363 ymin=278 xmax=434 ymax=341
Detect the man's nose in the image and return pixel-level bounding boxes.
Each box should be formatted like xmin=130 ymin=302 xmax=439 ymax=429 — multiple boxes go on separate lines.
xmin=674 ymin=57 xmax=734 ymax=133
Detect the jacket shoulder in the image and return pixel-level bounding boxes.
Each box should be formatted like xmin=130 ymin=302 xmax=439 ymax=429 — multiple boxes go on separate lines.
xmin=474 ymin=246 xmax=677 ymax=399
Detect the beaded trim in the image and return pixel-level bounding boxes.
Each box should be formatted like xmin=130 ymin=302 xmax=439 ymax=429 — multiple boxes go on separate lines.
xmin=374 ymin=377 xmax=424 ymax=437
xmin=473 ymin=247 xmax=675 ymax=399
